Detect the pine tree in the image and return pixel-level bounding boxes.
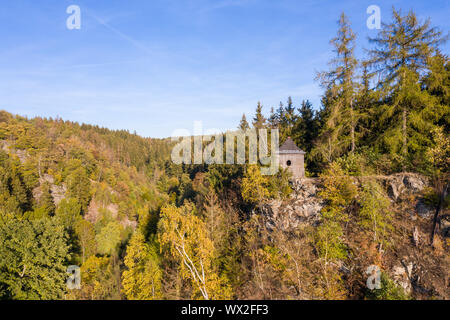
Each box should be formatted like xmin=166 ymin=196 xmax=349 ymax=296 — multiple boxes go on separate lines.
xmin=268 ymin=107 xmax=278 ymax=128
xmin=39 ymin=182 xmax=55 ymax=216
xmin=423 ymin=51 xmax=450 ymax=130
xmin=238 ymin=113 xmax=250 ymax=131
xmin=66 ymin=167 xmax=91 ymax=214
xmin=241 ymin=165 xmax=270 ymax=205
xmin=292 ymin=100 xmax=319 ymax=154
xmin=284 ymin=97 xmax=297 ymax=128
xmin=314 ymin=13 xmax=359 ymax=162
xmin=368 ymin=8 xmax=446 ymax=165
xmin=96 ymin=221 xmax=122 ymax=256
xmin=278 ymin=97 xmax=297 ymax=140
xmin=55 ymin=198 xmax=81 ymax=230
xmin=355 ymin=61 xmax=378 ymax=146
xmin=252 ymin=102 xmax=267 ymax=129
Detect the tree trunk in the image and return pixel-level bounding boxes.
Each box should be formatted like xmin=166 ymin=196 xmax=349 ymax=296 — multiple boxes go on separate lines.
xmin=402 ymin=107 xmax=407 ymax=158
xmin=430 ymin=183 xmax=448 ymax=247
xmin=350 ymin=99 xmax=355 ymax=152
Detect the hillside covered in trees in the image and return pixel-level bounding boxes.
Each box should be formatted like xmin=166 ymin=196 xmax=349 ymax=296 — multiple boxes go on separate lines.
xmin=0 ymin=8 xmax=448 ymax=300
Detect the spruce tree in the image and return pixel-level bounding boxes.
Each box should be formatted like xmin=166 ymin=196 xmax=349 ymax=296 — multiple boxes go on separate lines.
xmin=292 ymin=100 xmax=319 ymax=154
xmin=276 ymin=102 xmax=285 ymax=125
xmin=268 ymin=107 xmax=278 ymax=129
xmin=281 ymin=97 xmax=298 ymax=140
xmin=354 ymin=61 xmax=378 ymax=146
xmin=39 ymin=182 xmax=55 ymax=216
xmin=238 ymin=113 xmax=250 ymax=131
xmin=284 ymin=97 xmax=297 ymax=128
xmin=252 ymin=102 xmax=267 ymax=129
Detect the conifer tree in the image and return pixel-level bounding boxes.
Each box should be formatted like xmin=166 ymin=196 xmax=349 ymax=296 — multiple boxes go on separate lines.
xmin=314 ymin=13 xmax=359 ymax=162
xmin=292 ymin=100 xmax=319 ymax=154
xmin=241 ymin=165 xmax=270 ymax=206
xmin=238 ymin=114 xmax=250 ymax=131
xmin=354 ymin=61 xmax=378 ymax=146
xmin=368 ymin=8 xmax=446 ymax=165
xmin=252 ymin=102 xmax=267 ymax=129
xmin=268 ymin=107 xmax=278 ymax=129
xmin=284 ymin=97 xmax=297 ymax=129
xmin=39 ymin=182 xmax=55 ymax=216
xmin=423 ymin=52 xmax=450 ymax=130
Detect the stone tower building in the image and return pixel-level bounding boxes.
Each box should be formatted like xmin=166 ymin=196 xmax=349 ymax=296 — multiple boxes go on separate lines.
xmin=277 ymin=137 xmax=305 ymax=179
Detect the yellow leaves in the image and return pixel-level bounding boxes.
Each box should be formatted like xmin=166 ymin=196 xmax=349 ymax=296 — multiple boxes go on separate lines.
xmin=241 ymin=165 xmax=270 ymax=204
xmin=159 ymin=205 xmax=213 ymax=272
xmin=168 ymin=177 xmax=180 ymax=190
xmin=316 ymin=162 xmax=355 ymax=263
xmin=320 ymin=162 xmax=358 ymax=210
xmin=157 ymin=204 xmax=231 ymax=299
xmin=81 ymin=256 xmax=109 ymax=283
xmin=122 ymin=232 xmax=162 ymax=300
xmin=70 ymin=255 xmax=118 ymax=300
xmin=260 ymin=246 xmax=288 ymax=273
xmin=426 ymin=126 xmax=450 ymax=174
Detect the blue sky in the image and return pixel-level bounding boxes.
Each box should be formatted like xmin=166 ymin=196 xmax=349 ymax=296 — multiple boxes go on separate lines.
xmin=1 ymin=0 xmax=448 ymax=138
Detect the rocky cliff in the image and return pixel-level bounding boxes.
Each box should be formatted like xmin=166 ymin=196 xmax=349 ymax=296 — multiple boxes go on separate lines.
xmin=260 ymin=173 xmax=449 ymax=299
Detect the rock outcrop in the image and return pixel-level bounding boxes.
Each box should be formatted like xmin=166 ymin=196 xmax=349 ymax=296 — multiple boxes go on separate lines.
xmin=261 ymin=173 xmax=431 ymax=232
xmin=261 ymin=178 xmax=323 ymax=232
xmin=382 ymin=173 xmax=428 ymax=201
xmin=259 ymin=173 xmax=450 ymax=299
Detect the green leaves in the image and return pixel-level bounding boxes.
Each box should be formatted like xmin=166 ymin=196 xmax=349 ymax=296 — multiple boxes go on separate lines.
xmin=358 ymin=181 xmax=393 ymax=245
xmin=0 ymin=217 xmax=70 ymax=300
xmin=316 ymin=163 xmax=357 ymax=262
xmin=66 ymin=167 xmax=91 ymax=214
xmin=96 ymin=220 xmax=123 ymax=256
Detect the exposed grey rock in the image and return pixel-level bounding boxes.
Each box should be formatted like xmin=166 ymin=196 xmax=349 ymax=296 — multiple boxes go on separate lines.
xmin=261 ymin=178 xmax=323 ymax=231
xmin=40 ymin=174 xmax=55 ymax=184
xmin=440 ymin=217 xmax=450 ymax=237
xmin=15 ymin=149 xmax=28 ymax=163
xmin=51 ymin=184 xmax=67 ymax=206
xmin=32 ymin=176 xmax=66 ymax=206
xmin=416 ymin=200 xmax=434 ymax=219
xmin=392 ymin=261 xmax=414 ymax=294
xmin=385 ymin=174 xmax=428 ymax=200
xmin=403 ymin=175 xmax=425 ymax=193
xmin=0 ymin=140 xmax=10 ymax=151
xmin=388 ymin=182 xmax=400 ymax=200
xmin=261 ymin=174 xmax=429 ymax=232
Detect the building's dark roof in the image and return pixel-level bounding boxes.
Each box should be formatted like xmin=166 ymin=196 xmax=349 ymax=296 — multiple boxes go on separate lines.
xmin=278 ymin=137 xmax=305 ymax=154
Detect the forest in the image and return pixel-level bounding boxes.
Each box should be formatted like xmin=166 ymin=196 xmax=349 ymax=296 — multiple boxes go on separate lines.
xmin=0 ymin=8 xmax=448 ymax=300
